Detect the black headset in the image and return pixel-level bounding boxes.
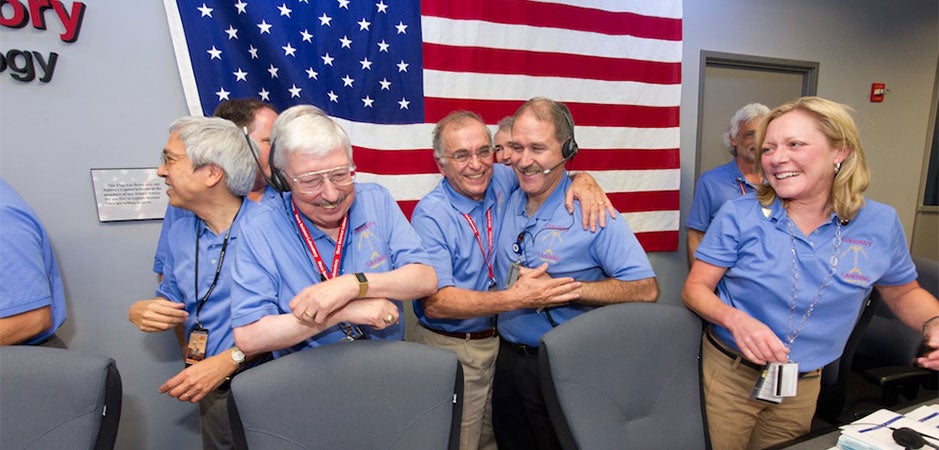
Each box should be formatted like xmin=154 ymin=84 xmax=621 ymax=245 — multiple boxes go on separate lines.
xmin=559 ymin=104 xmax=579 ymax=161
xmin=267 ymin=139 xmax=291 ymax=193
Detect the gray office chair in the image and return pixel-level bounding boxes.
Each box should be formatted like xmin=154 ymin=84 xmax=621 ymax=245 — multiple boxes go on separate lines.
xmin=853 ymin=255 xmax=938 ymax=406
xmin=229 ymin=340 xmax=463 ymax=450
xmin=540 ymin=302 xmax=707 ymax=450
xmin=0 ymin=346 xmax=122 ymax=450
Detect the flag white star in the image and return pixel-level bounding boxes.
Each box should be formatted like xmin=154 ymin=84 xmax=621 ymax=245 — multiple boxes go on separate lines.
xmin=207 ymin=46 xmax=222 ymax=60
xmin=257 ymin=20 xmax=272 ymax=34
xmin=306 ymin=68 xmax=318 ymax=79
xmin=357 ymin=18 xmax=371 ymax=31
xmin=341 ymin=75 xmax=354 ymax=87
xmin=339 ymin=35 xmax=352 ymax=49
xmin=234 ymin=68 xmax=248 ymax=81
xmin=377 ymin=40 xmax=389 ymax=52
xmin=198 ymin=3 xmax=213 ymax=17
xmin=396 ymin=60 xmax=409 ymax=72
xmin=319 ymin=13 xmax=332 ymax=26
xmin=283 ymin=43 xmax=297 ymax=56
xmin=379 ymin=78 xmax=391 ymax=90
xmin=215 ymin=87 xmax=230 ymax=100
xmin=268 ymin=64 xmax=279 ymax=78
xmin=288 ymin=84 xmax=302 ymax=98
xmin=395 ymin=21 xmax=407 ymax=34
xmin=376 ymin=0 xmax=388 ymax=13
xmin=322 ymin=53 xmax=334 ymax=66
xmin=248 ymin=45 xmax=259 ymax=59
xmin=258 ymin=88 xmax=270 ymax=101
xmin=225 ymin=25 xmax=239 ymax=39
xmin=362 ymin=96 xmax=374 ymax=108
xmin=277 ymin=3 xmax=292 ymax=17
xmin=398 ymin=97 xmax=410 ymax=109
xmin=327 ymin=91 xmax=339 ymax=102
xmin=300 ymin=29 xmax=313 ymax=43
xmin=234 ymin=0 xmax=247 ymax=14
xmin=359 ymin=58 xmax=372 ymax=70
xmin=338 ymin=0 xmax=350 ymax=8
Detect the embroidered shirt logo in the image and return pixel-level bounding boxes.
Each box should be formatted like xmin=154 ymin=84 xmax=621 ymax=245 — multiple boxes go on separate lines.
xmin=839 ymin=237 xmax=872 ymax=285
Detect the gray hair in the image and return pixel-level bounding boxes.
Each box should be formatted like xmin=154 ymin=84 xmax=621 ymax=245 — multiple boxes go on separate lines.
xmin=270 ymin=105 xmax=350 ymax=169
xmin=431 ymin=110 xmax=489 ymax=159
xmin=496 ymin=116 xmax=514 ymax=134
xmin=722 ymin=103 xmax=770 ymax=155
xmin=169 ymin=116 xmax=257 ymax=197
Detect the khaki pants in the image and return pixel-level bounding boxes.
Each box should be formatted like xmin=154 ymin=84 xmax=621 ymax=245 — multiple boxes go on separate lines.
xmin=701 ymin=333 xmax=821 ymax=450
xmin=414 ymin=325 xmax=499 ymax=450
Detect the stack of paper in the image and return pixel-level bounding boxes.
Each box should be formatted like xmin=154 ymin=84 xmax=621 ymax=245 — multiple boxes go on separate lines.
xmin=837 ymin=406 xmax=939 ymax=450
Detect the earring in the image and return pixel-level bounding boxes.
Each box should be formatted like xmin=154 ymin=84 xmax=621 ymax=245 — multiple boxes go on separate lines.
xmin=834 ymin=162 xmax=842 ymax=174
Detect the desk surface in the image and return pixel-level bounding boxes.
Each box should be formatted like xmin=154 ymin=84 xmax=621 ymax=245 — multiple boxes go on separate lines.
xmin=781 ymin=399 xmax=939 ymax=449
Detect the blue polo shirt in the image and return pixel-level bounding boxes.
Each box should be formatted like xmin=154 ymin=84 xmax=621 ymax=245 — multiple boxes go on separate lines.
xmin=0 ymin=179 xmax=67 ymax=345
xmin=687 ymin=159 xmax=758 ymax=232
xmin=154 ymin=185 xmax=280 ymax=274
xmin=230 ymin=183 xmax=431 ymax=357
xmin=411 ymin=164 xmax=516 ymax=333
xmin=697 ymin=196 xmax=917 ymax=371
xmin=155 ymin=197 xmax=252 ymax=358
xmin=494 ymin=173 xmax=656 ymax=347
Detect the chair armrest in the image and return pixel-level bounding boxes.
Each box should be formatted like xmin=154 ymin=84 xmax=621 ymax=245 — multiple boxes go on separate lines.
xmin=861 ymin=366 xmax=932 ymax=386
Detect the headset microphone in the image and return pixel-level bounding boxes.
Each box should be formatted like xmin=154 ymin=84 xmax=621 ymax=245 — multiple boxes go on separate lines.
xmin=541 ymin=155 xmax=573 ymax=174
xmin=541 ymin=105 xmax=579 ymax=174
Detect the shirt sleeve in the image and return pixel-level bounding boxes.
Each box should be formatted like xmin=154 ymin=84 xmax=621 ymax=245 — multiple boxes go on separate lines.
xmin=694 ymin=200 xmax=743 ymax=268
xmin=686 ymin=176 xmax=715 ymax=232
xmin=410 ymin=201 xmax=456 ymax=289
xmin=0 ymin=206 xmax=53 ymax=318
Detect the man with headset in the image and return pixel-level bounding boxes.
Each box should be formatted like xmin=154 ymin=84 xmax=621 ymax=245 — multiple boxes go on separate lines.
xmin=411 ymin=110 xmax=614 ymax=450
xmin=128 ymin=116 xmax=263 ymax=449
xmin=686 ymin=102 xmax=769 ymax=265
xmin=491 ymin=98 xmax=659 ymax=450
xmin=153 ymin=99 xmax=280 ymax=277
xmin=230 ymin=105 xmax=435 ymax=357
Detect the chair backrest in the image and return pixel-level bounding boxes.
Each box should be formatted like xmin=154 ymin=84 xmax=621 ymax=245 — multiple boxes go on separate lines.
xmin=0 ymin=346 xmax=122 ymax=450
xmin=855 ymin=256 xmax=938 ymax=367
xmin=229 ymin=340 xmax=462 ymax=450
xmin=539 ymin=302 xmax=706 ymax=450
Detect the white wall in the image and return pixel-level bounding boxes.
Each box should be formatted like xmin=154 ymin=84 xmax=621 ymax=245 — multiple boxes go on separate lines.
xmin=0 ymin=0 xmax=935 ymax=448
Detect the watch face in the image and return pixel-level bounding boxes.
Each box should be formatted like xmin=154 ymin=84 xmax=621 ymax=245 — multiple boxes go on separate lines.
xmin=355 ymin=272 xmax=368 ymax=283
xmin=231 ymin=348 xmax=246 ymax=363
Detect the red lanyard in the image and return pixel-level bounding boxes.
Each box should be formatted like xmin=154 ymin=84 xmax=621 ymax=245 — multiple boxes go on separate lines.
xmin=291 ymin=199 xmax=348 ymax=280
xmin=462 ymin=208 xmax=494 ymax=283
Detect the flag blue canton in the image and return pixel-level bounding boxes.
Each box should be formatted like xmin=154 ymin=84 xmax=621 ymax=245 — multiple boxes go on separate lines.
xmin=176 ymin=0 xmax=424 ymax=124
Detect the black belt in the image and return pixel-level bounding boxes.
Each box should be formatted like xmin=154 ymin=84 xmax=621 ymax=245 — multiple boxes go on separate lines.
xmin=501 ymin=338 xmax=538 ymax=356
xmin=705 ymin=330 xmax=821 ymax=378
xmin=425 ymin=325 xmax=498 ymax=340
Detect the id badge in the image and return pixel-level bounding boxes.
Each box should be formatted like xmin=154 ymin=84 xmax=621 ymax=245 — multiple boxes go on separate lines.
xmin=750 ymin=363 xmax=783 ymax=404
xmin=506 ymin=261 xmax=521 ymax=289
xmin=185 ymin=327 xmax=209 ymax=366
xmin=775 ymin=362 xmax=798 ymax=397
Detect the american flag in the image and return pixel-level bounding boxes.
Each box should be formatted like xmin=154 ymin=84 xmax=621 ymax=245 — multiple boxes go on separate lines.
xmin=164 ymin=0 xmax=682 ymax=251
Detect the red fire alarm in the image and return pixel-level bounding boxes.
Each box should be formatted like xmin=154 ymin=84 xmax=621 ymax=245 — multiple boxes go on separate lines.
xmin=870 ymin=83 xmax=886 ymax=102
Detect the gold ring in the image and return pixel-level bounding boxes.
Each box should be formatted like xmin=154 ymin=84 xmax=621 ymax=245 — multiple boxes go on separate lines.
xmin=384 ymin=314 xmax=395 ymax=324
xmin=598 ymin=201 xmax=604 ymax=205
xmin=303 ymin=310 xmax=314 ymax=318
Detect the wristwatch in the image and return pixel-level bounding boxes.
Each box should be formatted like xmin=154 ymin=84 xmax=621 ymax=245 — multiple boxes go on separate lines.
xmin=355 ymin=272 xmax=369 ymax=298
xmin=230 ymin=346 xmax=246 ymax=367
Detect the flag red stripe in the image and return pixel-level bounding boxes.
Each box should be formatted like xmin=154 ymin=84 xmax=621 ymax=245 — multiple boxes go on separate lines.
xmin=423 ymin=98 xmax=679 ymax=129
xmin=607 ymin=191 xmax=678 ymax=213
xmin=635 ymin=231 xmax=679 ymax=252
xmin=421 ymin=0 xmax=682 ymax=41
xmin=423 ymin=43 xmax=681 ymax=85
xmin=352 ymin=147 xmax=678 ymax=174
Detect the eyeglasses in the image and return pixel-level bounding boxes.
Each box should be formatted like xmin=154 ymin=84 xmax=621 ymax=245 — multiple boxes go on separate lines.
xmin=441 ymin=147 xmax=494 ymax=164
xmin=289 ymin=165 xmax=356 ymax=194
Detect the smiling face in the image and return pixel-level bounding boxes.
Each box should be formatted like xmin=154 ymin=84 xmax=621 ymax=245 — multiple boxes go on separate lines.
xmin=760 ymin=109 xmax=848 ymax=206
xmin=733 ymin=117 xmax=762 ymax=165
xmin=436 ymin=120 xmax=494 ymax=201
xmin=250 ymin=107 xmax=278 ymax=185
xmin=157 ymin=131 xmax=211 ymax=210
xmin=494 ymin=128 xmax=512 ymax=165
xmin=286 ymin=146 xmax=356 ymax=231
xmin=509 ymin=110 xmax=566 ymax=206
